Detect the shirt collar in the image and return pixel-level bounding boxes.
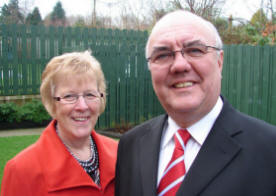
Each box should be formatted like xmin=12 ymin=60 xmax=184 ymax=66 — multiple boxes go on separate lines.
xmin=161 ymin=97 xmax=223 ymax=149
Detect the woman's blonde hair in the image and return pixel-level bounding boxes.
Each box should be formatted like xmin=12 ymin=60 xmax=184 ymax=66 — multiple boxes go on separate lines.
xmin=40 ymin=50 xmax=106 ymax=118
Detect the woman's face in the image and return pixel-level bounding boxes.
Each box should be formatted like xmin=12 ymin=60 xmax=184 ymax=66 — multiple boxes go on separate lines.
xmin=53 ymin=75 xmax=101 ymax=141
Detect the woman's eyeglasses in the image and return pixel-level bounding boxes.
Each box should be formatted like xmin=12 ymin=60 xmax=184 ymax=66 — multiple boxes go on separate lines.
xmin=53 ymin=92 xmax=103 ymax=104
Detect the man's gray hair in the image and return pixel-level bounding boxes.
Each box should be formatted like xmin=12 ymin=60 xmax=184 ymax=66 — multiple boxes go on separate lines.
xmin=145 ymin=10 xmax=223 ymax=59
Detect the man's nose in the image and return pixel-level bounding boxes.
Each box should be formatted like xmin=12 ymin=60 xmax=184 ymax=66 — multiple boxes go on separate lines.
xmin=170 ymin=51 xmax=191 ymax=73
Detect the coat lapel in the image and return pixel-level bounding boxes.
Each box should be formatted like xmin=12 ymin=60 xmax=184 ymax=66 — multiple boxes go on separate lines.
xmin=92 ymin=131 xmax=117 ymax=190
xmin=38 ymin=121 xmax=95 ymax=192
xmin=139 ymin=115 xmax=168 ymax=196
xmin=177 ymin=100 xmax=242 ymax=196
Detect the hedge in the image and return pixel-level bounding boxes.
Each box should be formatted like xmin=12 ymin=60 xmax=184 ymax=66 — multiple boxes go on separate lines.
xmin=0 ymin=100 xmax=51 ymax=130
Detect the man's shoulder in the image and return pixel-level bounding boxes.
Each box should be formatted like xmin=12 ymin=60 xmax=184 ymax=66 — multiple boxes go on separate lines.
xmin=236 ymin=111 xmax=276 ymax=139
xmin=219 ymin=99 xmax=276 ymax=138
xmin=239 ymin=111 xmax=275 ymax=129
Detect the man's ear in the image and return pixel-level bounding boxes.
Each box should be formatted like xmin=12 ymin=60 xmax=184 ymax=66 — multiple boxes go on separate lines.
xmin=218 ymin=50 xmax=224 ymax=73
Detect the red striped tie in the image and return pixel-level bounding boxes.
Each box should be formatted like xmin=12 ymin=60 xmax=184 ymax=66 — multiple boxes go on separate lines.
xmin=157 ymin=129 xmax=190 ymax=196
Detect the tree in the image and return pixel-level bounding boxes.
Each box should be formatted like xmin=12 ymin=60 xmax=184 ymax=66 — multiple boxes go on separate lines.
xmin=0 ymin=0 xmax=24 ymax=24
xmin=20 ymin=0 xmax=35 ymax=18
xmin=50 ymin=1 xmax=66 ymax=26
xmin=71 ymin=16 xmax=87 ymax=27
xmin=119 ymin=13 xmax=141 ymax=29
xmin=26 ymin=7 xmax=42 ymax=25
xmin=264 ymin=0 xmax=275 ymax=23
xmin=114 ymin=0 xmax=163 ymax=30
xmin=251 ymin=8 xmax=268 ymax=27
xmin=213 ymin=16 xmax=228 ymax=34
xmin=248 ymin=8 xmax=273 ymax=45
xmin=150 ymin=8 xmax=168 ymax=26
xmin=170 ymin=0 xmax=225 ymax=20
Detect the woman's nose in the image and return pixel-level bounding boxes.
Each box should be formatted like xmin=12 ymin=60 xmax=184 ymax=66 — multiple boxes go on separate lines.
xmin=74 ymin=96 xmax=89 ymax=109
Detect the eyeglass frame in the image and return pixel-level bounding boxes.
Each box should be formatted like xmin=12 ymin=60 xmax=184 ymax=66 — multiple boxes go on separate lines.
xmin=53 ymin=92 xmax=104 ymax=104
xmin=146 ymin=43 xmax=222 ymax=66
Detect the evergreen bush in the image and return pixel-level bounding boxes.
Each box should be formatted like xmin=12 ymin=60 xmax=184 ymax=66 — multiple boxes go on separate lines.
xmin=18 ymin=100 xmax=51 ymax=123
xmin=0 ymin=102 xmax=20 ymax=123
xmin=0 ymin=100 xmax=51 ymax=129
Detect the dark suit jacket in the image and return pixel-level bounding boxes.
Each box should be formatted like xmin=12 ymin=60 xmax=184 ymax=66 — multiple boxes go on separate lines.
xmin=115 ymin=98 xmax=276 ymax=196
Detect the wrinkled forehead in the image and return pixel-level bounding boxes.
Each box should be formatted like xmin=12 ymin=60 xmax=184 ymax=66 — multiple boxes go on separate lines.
xmin=148 ymin=13 xmax=216 ymax=51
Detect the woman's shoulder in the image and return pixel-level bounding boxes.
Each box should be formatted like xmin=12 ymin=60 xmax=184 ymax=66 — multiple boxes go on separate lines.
xmin=92 ymin=131 xmax=118 ymax=153
xmin=94 ymin=132 xmax=118 ymax=145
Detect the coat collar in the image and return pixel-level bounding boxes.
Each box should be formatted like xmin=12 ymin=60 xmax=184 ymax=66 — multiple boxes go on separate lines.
xmin=36 ymin=120 xmax=117 ymax=192
xmin=176 ymin=98 xmax=242 ymax=196
xmin=138 ymin=115 xmax=168 ymax=196
xmin=92 ymin=130 xmax=117 ymax=189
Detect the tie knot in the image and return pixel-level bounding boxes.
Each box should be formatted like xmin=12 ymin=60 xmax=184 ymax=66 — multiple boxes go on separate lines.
xmin=174 ymin=129 xmax=190 ymax=150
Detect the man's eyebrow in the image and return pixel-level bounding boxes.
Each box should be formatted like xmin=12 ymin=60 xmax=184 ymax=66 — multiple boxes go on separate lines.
xmin=151 ymin=46 xmax=171 ymax=53
xmin=185 ymin=40 xmax=204 ymax=47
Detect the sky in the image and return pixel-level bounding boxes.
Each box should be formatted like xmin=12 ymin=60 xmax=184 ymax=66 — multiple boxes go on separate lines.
xmin=0 ymin=0 xmax=264 ymax=21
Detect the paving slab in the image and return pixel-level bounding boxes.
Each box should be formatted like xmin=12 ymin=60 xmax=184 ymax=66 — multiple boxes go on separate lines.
xmin=0 ymin=128 xmax=44 ymax=137
xmin=0 ymin=128 xmax=121 ymax=138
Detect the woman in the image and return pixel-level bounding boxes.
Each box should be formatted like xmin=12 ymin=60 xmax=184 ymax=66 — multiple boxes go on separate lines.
xmin=1 ymin=51 xmax=118 ymax=196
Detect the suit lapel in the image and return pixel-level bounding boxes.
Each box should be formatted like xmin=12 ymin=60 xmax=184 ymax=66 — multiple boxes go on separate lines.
xmin=177 ymin=100 xmax=242 ymax=196
xmin=139 ymin=115 xmax=168 ymax=196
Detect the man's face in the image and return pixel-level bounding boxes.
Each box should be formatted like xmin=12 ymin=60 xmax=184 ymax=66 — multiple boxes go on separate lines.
xmin=147 ymin=19 xmax=224 ymax=128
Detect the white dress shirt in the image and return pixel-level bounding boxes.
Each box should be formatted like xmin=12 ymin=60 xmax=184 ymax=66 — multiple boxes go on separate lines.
xmin=157 ymin=97 xmax=223 ymax=186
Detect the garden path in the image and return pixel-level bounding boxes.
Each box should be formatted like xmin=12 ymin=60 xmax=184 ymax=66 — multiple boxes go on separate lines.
xmin=0 ymin=128 xmax=121 ymax=138
xmin=0 ymin=128 xmax=44 ymax=137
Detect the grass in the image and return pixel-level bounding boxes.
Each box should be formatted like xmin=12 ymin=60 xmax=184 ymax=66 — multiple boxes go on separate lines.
xmin=0 ymin=135 xmax=40 ymax=187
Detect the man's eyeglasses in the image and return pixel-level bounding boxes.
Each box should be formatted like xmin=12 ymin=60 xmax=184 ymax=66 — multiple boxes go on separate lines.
xmin=147 ymin=44 xmax=221 ymax=66
xmin=53 ymin=92 xmax=103 ymax=104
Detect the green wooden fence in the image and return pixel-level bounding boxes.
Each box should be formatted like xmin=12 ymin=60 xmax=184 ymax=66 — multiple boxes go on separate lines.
xmin=222 ymin=45 xmax=276 ymax=126
xmin=0 ymin=24 xmax=275 ymax=128
xmin=0 ymin=24 xmax=163 ymax=129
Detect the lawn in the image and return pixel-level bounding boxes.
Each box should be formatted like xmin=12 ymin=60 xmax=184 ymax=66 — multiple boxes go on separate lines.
xmin=0 ymin=135 xmax=40 ymax=187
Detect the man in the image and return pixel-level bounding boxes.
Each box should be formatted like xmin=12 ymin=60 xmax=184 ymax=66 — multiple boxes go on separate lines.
xmin=115 ymin=10 xmax=276 ymax=196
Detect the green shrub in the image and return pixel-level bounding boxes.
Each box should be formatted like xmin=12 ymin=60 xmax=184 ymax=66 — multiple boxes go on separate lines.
xmin=0 ymin=99 xmax=51 ymax=125
xmin=18 ymin=100 xmax=51 ymax=123
xmin=0 ymin=102 xmax=20 ymax=123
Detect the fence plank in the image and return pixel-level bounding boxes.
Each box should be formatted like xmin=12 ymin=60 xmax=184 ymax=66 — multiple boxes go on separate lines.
xmin=1 ymin=24 xmax=9 ymax=95
xmin=270 ymin=46 xmax=276 ymax=125
xmin=261 ymin=46 xmax=270 ymax=121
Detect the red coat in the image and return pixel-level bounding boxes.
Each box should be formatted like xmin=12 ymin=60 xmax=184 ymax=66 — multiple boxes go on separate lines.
xmin=1 ymin=120 xmax=118 ymax=196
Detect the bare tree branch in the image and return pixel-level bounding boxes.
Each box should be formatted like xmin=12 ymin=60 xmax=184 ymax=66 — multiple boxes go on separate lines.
xmin=171 ymin=0 xmax=225 ymax=19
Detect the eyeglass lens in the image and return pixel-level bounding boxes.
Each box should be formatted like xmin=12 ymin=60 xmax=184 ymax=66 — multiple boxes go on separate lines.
xmin=149 ymin=44 xmax=217 ymax=65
